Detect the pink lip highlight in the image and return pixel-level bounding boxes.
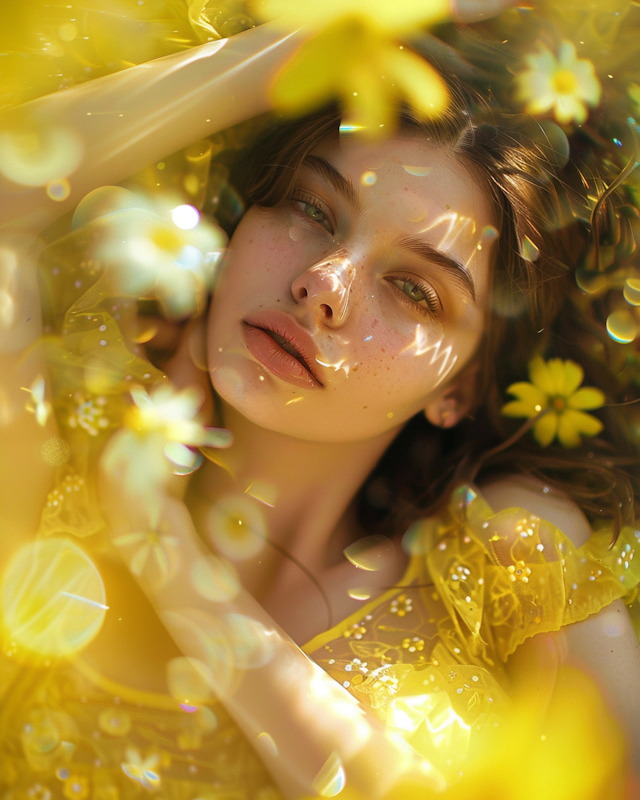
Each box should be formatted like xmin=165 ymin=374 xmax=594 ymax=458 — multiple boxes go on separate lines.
xmin=242 ymin=311 xmax=323 ymax=389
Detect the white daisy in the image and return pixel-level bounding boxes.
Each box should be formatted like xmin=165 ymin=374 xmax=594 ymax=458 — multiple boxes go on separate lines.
xmin=516 ymin=40 xmax=600 ymax=125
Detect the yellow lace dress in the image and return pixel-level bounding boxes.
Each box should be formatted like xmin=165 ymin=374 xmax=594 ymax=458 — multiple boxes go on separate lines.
xmin=1 ymin=479 xmax=639 ymax=799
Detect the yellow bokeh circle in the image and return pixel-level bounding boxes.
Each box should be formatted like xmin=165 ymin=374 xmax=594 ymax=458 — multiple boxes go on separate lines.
xmin=1 ymin=538 xmax=107 ymax=659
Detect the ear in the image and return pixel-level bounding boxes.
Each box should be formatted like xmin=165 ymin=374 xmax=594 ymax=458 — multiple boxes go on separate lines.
xmin=423 ymin=361 xmax=480 ymax=429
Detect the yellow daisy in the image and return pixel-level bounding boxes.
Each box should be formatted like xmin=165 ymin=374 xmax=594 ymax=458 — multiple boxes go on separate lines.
xmin=502 ymin=357 xmax=605 ymax=448
xmin=515 ymin=40 xmax=601 ymax=125
xmin=254 ymin=0 xmax=450 ymax=133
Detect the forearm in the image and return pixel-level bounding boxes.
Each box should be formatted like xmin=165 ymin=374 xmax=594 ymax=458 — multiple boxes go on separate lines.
xmin=107 ymin=492 xmax=414 ymax=799
xmin=0 ymin=23 xmax=302 ymax=234
xmin=0 ymin=233 xmax=57 ymax=562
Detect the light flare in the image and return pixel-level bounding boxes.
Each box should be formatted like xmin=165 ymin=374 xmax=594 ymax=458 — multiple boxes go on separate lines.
xmin=401 ymin=325 xmax=458 ymax=386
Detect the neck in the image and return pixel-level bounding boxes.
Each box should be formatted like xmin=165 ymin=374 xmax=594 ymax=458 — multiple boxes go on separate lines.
xmin=189 ymin=398 xmax=400 ymax=570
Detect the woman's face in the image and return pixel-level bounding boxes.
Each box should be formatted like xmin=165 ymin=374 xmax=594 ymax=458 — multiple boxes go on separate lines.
xmin=208 ymin=132 xmax=498 ymax=443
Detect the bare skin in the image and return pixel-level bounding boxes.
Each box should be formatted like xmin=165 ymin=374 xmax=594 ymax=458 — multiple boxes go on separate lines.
xmin=0 ymin=6 xmax=638 ymax=797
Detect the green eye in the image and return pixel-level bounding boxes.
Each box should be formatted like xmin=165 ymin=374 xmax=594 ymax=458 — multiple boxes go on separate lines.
xmin=304 ymin=203 xmax=328 ymax=224
xmin=389 ymin=277 xmax=440 ymax=316
xmin=399 ymin=280 xmax=427 ymax=302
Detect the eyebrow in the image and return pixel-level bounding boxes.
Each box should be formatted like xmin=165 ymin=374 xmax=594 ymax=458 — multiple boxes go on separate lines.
xmin=301 ymin=155 xmax=364 ymax=214
xmin=396 ymin=237 xmax=476 ymax=302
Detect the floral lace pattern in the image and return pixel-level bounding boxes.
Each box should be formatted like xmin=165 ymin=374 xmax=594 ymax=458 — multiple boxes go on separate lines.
xmin=1 ymin=483 xmax=639 ymax=795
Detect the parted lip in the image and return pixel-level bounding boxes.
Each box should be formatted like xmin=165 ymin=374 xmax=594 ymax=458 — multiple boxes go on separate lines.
xmin=242 ymin=310 xmax=324 ymax=387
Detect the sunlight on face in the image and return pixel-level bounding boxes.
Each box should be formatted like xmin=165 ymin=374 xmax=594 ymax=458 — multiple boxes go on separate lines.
xmin=208 ymin=132 xmax=497 ymax=443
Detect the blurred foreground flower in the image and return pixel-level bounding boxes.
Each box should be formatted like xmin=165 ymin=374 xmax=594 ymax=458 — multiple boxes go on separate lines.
xmin=502 ymin=357 xmax=604 ymax=447
xmin=312 ymin=665 xmax=626 ymax=800
xmin=101 ymin=383 xmax=231 ymax=514
xmin=73 ymin=186 xmax=226 ymax=317
xmin=253 ymin=0 xmax=450 ymax=133
xmin=516 ymin=40 xmax=601 ymax=125
xmin=113 ymin=528 xmax=179 ymax=581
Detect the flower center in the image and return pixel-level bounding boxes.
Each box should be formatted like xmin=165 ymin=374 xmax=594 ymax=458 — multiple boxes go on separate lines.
xmin=552 ymin=397 xmax=566 ymax=411
xmin=150 ymin=225 xmax=183 ymax=253
xmin=552 ymin=69 xmax=578 ymax=94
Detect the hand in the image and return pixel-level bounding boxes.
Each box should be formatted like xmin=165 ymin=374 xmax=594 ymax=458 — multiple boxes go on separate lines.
xmin=137 ymin=304 xmax=215 ymax=425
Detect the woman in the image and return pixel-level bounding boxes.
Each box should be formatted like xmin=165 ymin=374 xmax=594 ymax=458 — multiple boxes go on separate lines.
xmin=0 ymin=7 xmax=639 ymax=799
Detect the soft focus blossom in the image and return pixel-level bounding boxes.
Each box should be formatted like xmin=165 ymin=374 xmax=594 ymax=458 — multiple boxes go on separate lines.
xmin=254 ymin=0 xmax=450 ymax=133
xmin=502 ymin=357 xmax=604 ymax=447
xmin=113 ymin=528 xmax=180 ymax=580
xmin=74 ymin=187 xmax=226 ymax=317
xmin=516 ymin=40 xmax=601 ymax=125
xmin=101 ymin=383 xmax=231 ymax=512
xmin=121 ymin=748 xmax=161 ymax=790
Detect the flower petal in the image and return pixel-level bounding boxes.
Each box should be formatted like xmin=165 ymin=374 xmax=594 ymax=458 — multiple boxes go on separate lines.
xmin=385 ymin=47 xmax=449 ymax=117
xmin=546 ymin=358 xmax=571 ymax=396
xmin=567 ymin=387 xmax=605 ymax=410
xmin=528 ymin=357 xmax=556 ymax=397
xmin=502 ymin=400 xmax=537 ymax=419
xmin=271 ymin=24 xmax=353 ymax=113
xmin=557 ymin=412 xmax=582 ymax=448
xmin=505 ymin=381 xmax=548 ymax=407
xmin=557 ymin=410 xmax=602 ymax=447
xmin=130 ymin=545 xmax=150 ymax=577
xmin=555 ymin=95 xmax=587 ymax=125
xmin=565 ymin=409 xmax=603 ymax=437
xmin=561 ymin=359 xmax=585 ymax=396
xmin=533 ymin=411 xmax=558 ymax=447
xmin=153 ymin=545 xmax=170 ymax=580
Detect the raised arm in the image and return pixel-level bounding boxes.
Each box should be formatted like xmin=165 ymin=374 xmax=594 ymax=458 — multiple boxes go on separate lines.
xmin=104 ymin=488 xmax=416 ymax=800
xmin=0 ymin=22 xmax=302 ymax=235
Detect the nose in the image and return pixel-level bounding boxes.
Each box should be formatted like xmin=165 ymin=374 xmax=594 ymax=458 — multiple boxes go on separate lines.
xmin=291 ymin=250 xmax=356 ymax=328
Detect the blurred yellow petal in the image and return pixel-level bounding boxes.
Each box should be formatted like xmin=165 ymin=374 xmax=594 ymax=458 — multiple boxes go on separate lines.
xmin=255 ymin=0 xmax=449 ymax=31
xmin=533 ymin=411 xmax=558 ymax=447
xmin=558 ymin=410 xmax=603 ymax=449
xmin=383 ymin=46 xmax=449 ymax=118
xmin=344 ymin=63 xmax=395 ymax=134
xmin=546 ymin=358 xmax=570 ymax=395
xmin=557 ymin=414 xmax=582 ymax=448
xmin=502 ymin=400 xmax=538 ymax=419
xmin=560 ymin=359 xmax=584 ymax=396
xmin=505 ymin=381 xmax=548 ymax=408
xmin=271 ymin=22 xmax=350 ymax=113
xmin=567 ymin=387 xmax=605 ymax=410
xmin=529 ymin=356 xmax=556 ymax=396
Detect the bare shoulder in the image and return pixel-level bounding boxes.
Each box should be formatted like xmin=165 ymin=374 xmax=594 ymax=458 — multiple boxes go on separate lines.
xmin=478 ymin=474 xmax=593 ymax=548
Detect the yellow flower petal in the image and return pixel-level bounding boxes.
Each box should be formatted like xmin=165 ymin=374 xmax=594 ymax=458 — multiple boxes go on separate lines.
xmin=567 ymin=387 xmax=605 ymax=410
xmin=256 ymin=0 xmax=449 ymax=32
xmin=502 ymin=400 xmax=538 ymax=419
xmin=533 ymin=411 xmax=558 ymax=447
xmin=271 ymin=22 xmax=352 ymax=113
xmin=505 ymin=381 xmax=548 ymax=408
xmin=384 ymin=46 xmax=449 ymax=118
xmin=528 ymin=357 xmax=556 ymax=397
xmin=344 ymin=61 xmax=395 ymax=134
xmin=546 ymin=358 xmax=571 ymax=396
xmin=560 ymin=359 xmax=585 ymax=397
xmin=557 ymin=412 xmax=582 ymax=448
xmin=562 ymin=409 xmax=603 ymax=439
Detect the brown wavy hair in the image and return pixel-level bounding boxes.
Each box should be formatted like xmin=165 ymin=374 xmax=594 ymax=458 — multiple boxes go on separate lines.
xmin=226 ymin=95 xmax=639 ymax=539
